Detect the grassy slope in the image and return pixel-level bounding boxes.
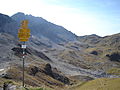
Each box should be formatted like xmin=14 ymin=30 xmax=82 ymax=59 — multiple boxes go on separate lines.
xmin=22 ymin=87 xmax=53 ymax=90
xmin=0 ymin=78 xmax=53 ymax=90
xmin=85 ymin=33 xmax=120 ymax=58
xmin=107 ymin=68 xmax=120 ymax=75
xmin=70 ymin=78 xmax=120 ymax=90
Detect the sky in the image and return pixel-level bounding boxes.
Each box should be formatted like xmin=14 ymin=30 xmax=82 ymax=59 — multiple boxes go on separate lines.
xmin=0 ymin=0 xmax=120 ymax=36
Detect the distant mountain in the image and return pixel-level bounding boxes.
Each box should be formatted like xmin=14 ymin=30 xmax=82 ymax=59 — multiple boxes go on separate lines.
xmin=0 ymin=12 xmax=120 ymax=89
xmin=78 ymin=33 xmax=120 ymax=49
xmin=0 ymin=13 xmax=18 ymax=36
xmin=82 ymin=33 xmax=120 ymax=62
xmin=77 ymin=34 xmax=102 ymax=44
xmin=0 ymin=13 xmax=12 ymax=27
xmin=97 ymin=33 xmax=120 ymax=49
xmin=11 ymin=12 xmax=77 ymax=43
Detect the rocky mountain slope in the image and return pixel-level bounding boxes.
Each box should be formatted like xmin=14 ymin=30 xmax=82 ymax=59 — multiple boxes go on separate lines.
xmin=0 ymin=12 xmax=120 ymax=90
xmin=11 ymin=12 xmax=77 ymax=43
xmin=0 ymin=13 xmax=18 ymax=36
xmin=78 ymin=33 xmax=120 ymax=62
xmin=78 ymin=34 xmax=102 ymax=45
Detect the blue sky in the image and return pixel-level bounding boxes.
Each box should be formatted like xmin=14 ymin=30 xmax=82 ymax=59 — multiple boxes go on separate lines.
xmin=0 ymin=0 xmax=120 ymax=36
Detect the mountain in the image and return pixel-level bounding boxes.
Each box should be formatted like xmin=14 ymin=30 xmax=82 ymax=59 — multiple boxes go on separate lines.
xmin=81 ymin=33 xmax=120 ymax=62
xmin=11 ymin=12 xmax=77 ymax=43
xmin=0 ymin=13 xmax=120 ymax=90
xmin=77 ymin=34 xmax=102 ymax=45
xmin=0 ymin=13 xmax=12 ymax=27
xmin=97 ymin=33 xmax=120 ymax=50
xmin=0 ymin=12 xmax=77 ymax=43
xmin=0 ymin=13 xmax=18 ymax=36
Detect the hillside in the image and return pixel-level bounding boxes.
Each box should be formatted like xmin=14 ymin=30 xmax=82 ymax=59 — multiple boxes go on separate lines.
xmin=70 ymin=78 xmax=120 ymax=90
xmin=0 ymin=63 xmax=70 ymax=89
xmin=0 ymin=13 xmax=19 ymax=36
xmin=78 ymin=34 xmax=102 ymax=45
xmin=0 ymin=12 xmax=120 ymax=90
xmin=81 ymin=33 xmax=120 ymax=62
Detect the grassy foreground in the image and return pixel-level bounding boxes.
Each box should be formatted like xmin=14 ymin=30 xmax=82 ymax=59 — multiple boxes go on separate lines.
xmin=22 ymin=87 xmax=52 ymax=90
xmin=70 ymin=78 xmax=120 ymax=90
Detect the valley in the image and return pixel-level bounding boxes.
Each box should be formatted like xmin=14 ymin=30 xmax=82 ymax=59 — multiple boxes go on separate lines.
xmin=0 ymin=13 xmax=120 ymax=90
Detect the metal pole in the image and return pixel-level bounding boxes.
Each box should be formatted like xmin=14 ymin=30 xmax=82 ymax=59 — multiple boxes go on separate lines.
xmin=22 ymin=42 xmax=25 ymax=87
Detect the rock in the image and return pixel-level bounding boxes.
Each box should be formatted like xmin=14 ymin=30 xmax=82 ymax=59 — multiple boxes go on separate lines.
xmin=90 ymin=51 xmax=98 ymax=55
xmin=29 ymin=66 xmax=39 ymax=76
xmin=2 ymin=73 xmax=12 ymax=79
xmin=53 ymin=73 xmax=70 ymax=84
xmin=3 ymin=82 xmax=16 ymax=90
xmin=44 ymin=63 xmax=70 ymax=84
xmin=44 ymin=63 xmax=53 ymax=77
xmin=106 ymin=52 xmax=120 ymax=62
xmin=34 ymin=51 xmax=52 ymax=61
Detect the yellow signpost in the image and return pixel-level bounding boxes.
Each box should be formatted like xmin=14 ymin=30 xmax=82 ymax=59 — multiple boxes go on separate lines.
xmin=18 ymin=20 xmax=30 ymax=87
xmin=18 ymin=20 xmax=30 ymax=41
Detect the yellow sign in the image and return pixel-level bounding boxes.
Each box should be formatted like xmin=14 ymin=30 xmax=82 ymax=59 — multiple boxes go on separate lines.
xmin=18 ymin=20 xmax=30 ymax=42
xmin=21 ymin=20 xmax=29 ymax=29
xmin=18 ymin=32 xmax=30 ymax=38
xmin=19 ymin=38 xmax=29 ymax=42
xmin=19 ymin=28 xmax=30 ymax=33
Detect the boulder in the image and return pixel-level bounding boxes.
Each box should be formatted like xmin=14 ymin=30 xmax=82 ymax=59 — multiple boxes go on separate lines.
xmin=29 ymin=66 xmax=39 ymax=76
xmin=44 ymin=63 xmax=70 ymax=84
xmin=3 ymin=82 xmax=16 ymax=90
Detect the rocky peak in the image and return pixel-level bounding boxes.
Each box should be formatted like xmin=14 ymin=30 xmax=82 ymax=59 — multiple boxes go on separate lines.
xmin=0 ymin=13 xmax=13 ymax=27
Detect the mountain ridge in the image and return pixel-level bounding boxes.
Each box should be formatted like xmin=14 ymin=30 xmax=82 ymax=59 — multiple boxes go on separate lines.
xmin=11 ymin=12 xmax=77 ymax=43
xmin=0 ymin=12 xmax=120 ymax=90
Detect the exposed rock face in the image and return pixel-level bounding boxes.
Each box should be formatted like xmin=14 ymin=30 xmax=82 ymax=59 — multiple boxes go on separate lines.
xmin=0 ymin=13 xmax=18 ymax=36
xmin=0 ymin=13 xmax=13 ymax=27
xmin=90 ymin=51 xmax=98 ymax=55
xmin=1 ymin=73 xmax=12 ymax=79
xmin=27 ymin=63 xmax=70 ymax=85
xmin=11 ymin=12 xmax=77 ymax=43
xmin=3 ymin=82 xmax=16 ymax=90
xmin=106 ymin=52 xmax=120 ymax=62
xmin=44 ymin=63 xmax=53 ymax=77
xmin=52 ymin=72 xmax=70 ymax=84
xmin=11 ymin=47 xmax=52 ymax=61
xmin=44 ymin=63 xmax=70 ymax=85
xmin=34 ymin=51 xmax=52 ymax=61
xmin=29 ymin=66 xmax=39 ymax=76
xmin=0 ymin=13 xmax=77 ymax=44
